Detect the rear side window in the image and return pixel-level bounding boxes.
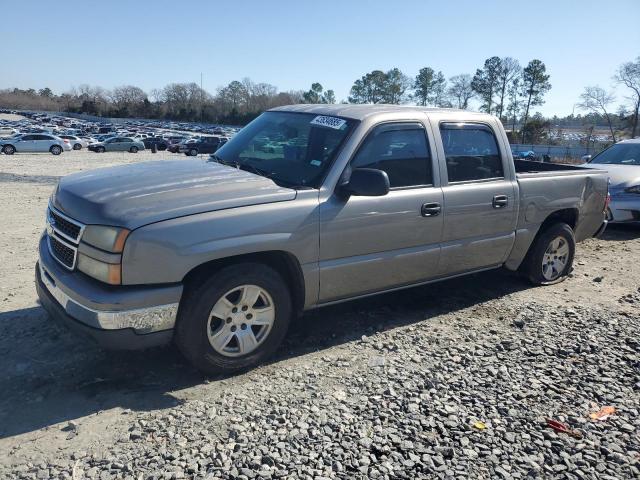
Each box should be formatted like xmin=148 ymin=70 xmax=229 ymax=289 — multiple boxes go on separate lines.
xmin=351 ymin=123 xmax=432 ymax=188
xmin=440 ymin=123 xmax=503 ymax=182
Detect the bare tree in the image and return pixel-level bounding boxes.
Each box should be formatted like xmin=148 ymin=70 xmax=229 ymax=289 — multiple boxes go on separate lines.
xmin=614 ymin=57 xmax=640 ymax=138
xmin=447 ymin=74 xmax=474 ymax=109
xmin=495 ymin=57 xmax=521 ymax=121
xmin=578 ymin=86 xmax=617 ymax=142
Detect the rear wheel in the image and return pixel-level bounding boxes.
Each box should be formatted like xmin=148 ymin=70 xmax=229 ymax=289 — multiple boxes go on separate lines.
xmin=130 ymin=146 xmax=139 ymax=153
xmin=2 ymin=145 xmax=15 ymax=155
xmin=50 ymin=145 xmax=62 ymax=155
xmin=523 ymin=223 xmax=575 ymax=285
xmin=73 ymin=143 xmax=82 ymax=150
xmin=187 ymin=148 xmax=198 ymax=156
xmin=175 ymin=263 xmax=292 ymax=376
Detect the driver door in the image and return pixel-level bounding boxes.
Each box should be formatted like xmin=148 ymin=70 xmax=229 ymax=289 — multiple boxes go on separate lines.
xmin=318 ymin=122 xmax=443 ymax=302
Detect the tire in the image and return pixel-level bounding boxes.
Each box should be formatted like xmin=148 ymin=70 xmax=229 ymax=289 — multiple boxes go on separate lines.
xmin=175 ymin=263 xmax=292 ymax=376
xmin=187 ymin=148 xmax=198 ymax=156
xmin=522 ymin=222 xmax=575 ymax=285
xmin=2 ymin=145 xmax=15 ymax=155
xmin=73 ymin=143 xmax=82 ymax=150
xmin=130 ymin=146 xmax=139 ymax=153
xmin=50 ymin=145 xmax=62 ymax=155
xmin=96 ymin=147 xmax=105 ymax=153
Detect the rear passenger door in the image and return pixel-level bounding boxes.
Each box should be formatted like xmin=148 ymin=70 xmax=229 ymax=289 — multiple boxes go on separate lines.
xmin=436 ymin=122 xmax=517 ymax=275
xmin=319 ymin=122 xmax=443 ymax=302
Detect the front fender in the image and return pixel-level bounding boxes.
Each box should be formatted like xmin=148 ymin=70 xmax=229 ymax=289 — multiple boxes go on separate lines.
xmin=121 ymin=194 xmax=319 ymax=286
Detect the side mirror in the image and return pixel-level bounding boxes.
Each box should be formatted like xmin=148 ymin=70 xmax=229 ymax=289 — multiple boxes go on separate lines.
xmin=341 ymin=168 xmax=390 ymax=197
xmin=581 ymin=154 xmax=592 ymax=163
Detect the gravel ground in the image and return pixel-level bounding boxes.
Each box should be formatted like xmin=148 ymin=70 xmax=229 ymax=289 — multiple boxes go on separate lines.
xmin=0 ymin=150 xmax=639 ymax=479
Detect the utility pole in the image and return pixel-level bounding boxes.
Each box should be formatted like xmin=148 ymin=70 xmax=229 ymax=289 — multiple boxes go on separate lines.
xmin=200 ymin=72 xmax=204 ymax=122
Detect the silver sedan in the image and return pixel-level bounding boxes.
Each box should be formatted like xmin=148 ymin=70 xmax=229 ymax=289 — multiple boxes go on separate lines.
xmin=88 ymin=137 xmax=145 ymax=153
xmin=585 ymin=138 xmax=640 ymax=223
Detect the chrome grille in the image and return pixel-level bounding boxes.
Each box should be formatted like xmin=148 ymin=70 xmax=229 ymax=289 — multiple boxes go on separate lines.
xmin=46 ymin=204 xmax=84 ymax=270
xmin=49 ymin=235 xmax=76 ymax=269
xmin=47 ymin=206 xmax=84 ymax=244
xmin=49 ymin=209 xmax=81 ymax=241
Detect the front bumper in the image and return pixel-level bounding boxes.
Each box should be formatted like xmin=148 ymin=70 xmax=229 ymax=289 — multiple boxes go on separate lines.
xmin=608 ymin=195 xmax=640 ymax=223
xmin=36 ymin=234 xmax=182 ymax=350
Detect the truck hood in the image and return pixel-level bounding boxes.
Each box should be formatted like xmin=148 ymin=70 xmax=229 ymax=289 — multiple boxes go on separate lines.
xmin=582 ymin=163 xmax=640 ymax=189
xmin=52 ymin=160 xmax=297 ymax=229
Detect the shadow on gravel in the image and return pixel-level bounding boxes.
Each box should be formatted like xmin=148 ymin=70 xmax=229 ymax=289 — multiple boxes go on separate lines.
xmin=0 ymin=172 xmax=62 ymax=184
xmin=599 ymin=223 xmax=640 ymax=242
xmin=0 ymin=307 xmax=203 ymax=439
xmin=280 ymin=268 xmax=530 ymax=361
xmin=0 ymin=268 xmax=530 ymax=439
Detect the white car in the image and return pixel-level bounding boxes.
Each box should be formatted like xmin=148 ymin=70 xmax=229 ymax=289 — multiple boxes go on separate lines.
xmin=58 ymin=135 xmax=89 ymax=150
xmin=1 ymin=134 xmax=71 ymax=155
xmin=0 ymin=127 xmax=17 ymax=137
xmin=583 ymin=138 xmax=640 ymax=223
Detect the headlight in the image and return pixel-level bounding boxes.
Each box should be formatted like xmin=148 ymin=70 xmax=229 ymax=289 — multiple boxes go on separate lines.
xmin=82 ymin=225 xmax=130 ymax=253
xmin=77 ymin=253 xmax=121 ymax=285
xmin=624 ymin=185 xmax=640 ymax=194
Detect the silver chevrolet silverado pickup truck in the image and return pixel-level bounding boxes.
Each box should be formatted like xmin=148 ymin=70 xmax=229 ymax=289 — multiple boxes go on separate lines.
xmin=36 ymin=105 xmax=609 ymax=374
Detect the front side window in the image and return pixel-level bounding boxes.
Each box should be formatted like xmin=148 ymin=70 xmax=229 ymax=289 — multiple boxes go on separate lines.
xmin=590 ymin=143 xmax=640 ymax=166
xmin=440 ymin=123 xmax=504 ymax=182
xmin=350 ymin=123 xmax=432 ymax=188
xmin=214 ymin=111 xmax=357 ymax=188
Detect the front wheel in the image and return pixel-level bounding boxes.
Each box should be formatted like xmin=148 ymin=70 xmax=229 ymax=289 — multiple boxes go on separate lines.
xmin=187 ymin=148 xmax=198 ymax=156
xmin=95 ymin=146 xmax=105 ymax=153
xmin=175 ymin=263 xmax=292 ymax=376
xmin=50 ymin=145 xmax=63 ymax=155
xmin=2 ymin=145 xmax=16 ymax=155
xmin=523 ymin=223 xmax=575 ymax=285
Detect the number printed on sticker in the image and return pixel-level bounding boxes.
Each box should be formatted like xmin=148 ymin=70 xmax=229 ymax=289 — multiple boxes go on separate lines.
xmin=310 ymin=115 xmax=347 ymax=130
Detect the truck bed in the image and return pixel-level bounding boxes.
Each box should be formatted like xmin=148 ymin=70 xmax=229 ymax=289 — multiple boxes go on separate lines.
xmin=514 ymin=159 xmax=592 ymax=177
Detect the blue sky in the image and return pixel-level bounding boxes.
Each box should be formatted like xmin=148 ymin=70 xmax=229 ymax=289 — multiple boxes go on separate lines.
xmin=4 ymin=0 xmax=639 ymax=116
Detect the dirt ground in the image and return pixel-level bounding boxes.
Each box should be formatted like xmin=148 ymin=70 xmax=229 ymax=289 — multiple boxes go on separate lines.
xmin=0 ymin=150 xmax=638 ymax=478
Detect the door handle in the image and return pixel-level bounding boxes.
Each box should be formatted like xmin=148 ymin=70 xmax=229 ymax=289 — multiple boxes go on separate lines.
xmin=421 ymin=202 xmax=441 ymax=217
xmin=493 ymin=195 xmax=509 ymax=208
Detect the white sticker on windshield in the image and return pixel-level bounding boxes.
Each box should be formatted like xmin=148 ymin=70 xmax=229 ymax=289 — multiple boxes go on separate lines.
xmin=310 ymin=115 xmax=347 ymax=130
xmin=310 ymin=159 xmax=322 ymax=166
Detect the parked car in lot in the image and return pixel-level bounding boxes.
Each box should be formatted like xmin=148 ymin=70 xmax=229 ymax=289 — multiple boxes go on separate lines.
xmin=167 ymin=139 xmax=192 ymax=153
xmin=582 ymin=138 xmax=640 ymax=223
xmin=142 ymin=137 xmax=170 ymax=151
xmin=88 ymin=137 xmax=145 ymax=153
xmin=179 ymin=136 xmax=226 ymax=156
xmin=0 ymin=127 xmax=17 ymax=137
xmin=58 ymin=135 xmax=88 ymax=150
xmin=36 ymin=105 xmax=608 ymax=375
xmin=1 ymin=133 xmax=70 ymax=155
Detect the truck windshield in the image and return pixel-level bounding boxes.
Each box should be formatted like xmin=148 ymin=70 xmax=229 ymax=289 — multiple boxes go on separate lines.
xmin=590 ymin=143 xmax=640 ymax=166
xmin=212 ymin=111 xmax=357 ymax=188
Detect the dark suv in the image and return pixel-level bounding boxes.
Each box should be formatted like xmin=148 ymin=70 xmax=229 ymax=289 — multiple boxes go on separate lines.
xmin=142 ymin=137 xmax=170 ymax=151
xmin=180 ymin=136 xmax=227 ymax=156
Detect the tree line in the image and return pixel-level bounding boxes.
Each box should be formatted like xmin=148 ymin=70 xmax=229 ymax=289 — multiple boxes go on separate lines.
xmin=347 ymin=58 xmax=551 ymax=143
xmin=0 ymin=56 xmax=637 ymax=140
